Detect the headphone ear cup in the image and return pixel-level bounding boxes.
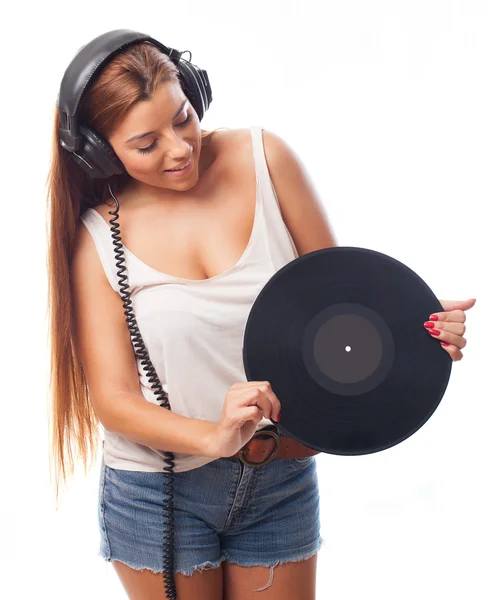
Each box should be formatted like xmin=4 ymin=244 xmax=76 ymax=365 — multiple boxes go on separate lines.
xmin=77 ymin=124 xmax=126 ymax=179
xmin=176 ymin=60 xmax=212 ymax=122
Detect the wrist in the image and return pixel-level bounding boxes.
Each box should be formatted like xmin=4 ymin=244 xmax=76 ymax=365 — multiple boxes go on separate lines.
xmin=198 ymin=421 xmax=220 ymax=458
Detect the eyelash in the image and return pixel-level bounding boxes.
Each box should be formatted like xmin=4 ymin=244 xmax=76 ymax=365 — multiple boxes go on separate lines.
xmin=137 ymin=113 xmax=193 ymax=154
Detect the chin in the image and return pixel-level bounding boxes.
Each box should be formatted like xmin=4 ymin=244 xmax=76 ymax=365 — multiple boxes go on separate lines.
xmin=161 ymin=165 xmax=199 ymax=189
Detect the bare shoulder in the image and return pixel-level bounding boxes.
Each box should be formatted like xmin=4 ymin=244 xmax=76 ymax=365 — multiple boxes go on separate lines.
xmin=207 ymin=126 xmax=251 ymax=145
xmin=210 ymin=127 xmax=250 ymax=151
xmin=207 ymin=126 xmax=253 ymax=158
xmin=213 ymin=126 xmax=289 ymax=153
xmin=211 ymin=126 xmax=296 ymax=169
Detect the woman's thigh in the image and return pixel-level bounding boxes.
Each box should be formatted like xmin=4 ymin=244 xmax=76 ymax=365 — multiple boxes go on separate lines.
xmin=112 ymin=559 xmax=224 ymax=600
xmin=222 ymin=554 xmax=318 ymax=600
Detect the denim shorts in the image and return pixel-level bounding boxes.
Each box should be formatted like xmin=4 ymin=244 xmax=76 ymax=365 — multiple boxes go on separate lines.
xmin=97 ymin=451 xmax=323 ymax=576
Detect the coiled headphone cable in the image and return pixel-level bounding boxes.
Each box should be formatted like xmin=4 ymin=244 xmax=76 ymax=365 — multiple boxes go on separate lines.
xmin=107 ymin=181 xmax=178 ymax=599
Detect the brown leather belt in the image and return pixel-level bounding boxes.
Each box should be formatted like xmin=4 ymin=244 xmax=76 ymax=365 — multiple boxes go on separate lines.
xmin=228 ymin=425 xmax=320 ymax=467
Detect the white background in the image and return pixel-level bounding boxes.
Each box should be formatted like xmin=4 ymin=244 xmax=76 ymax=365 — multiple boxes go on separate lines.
xmin=1 ymin=1 xmax=491 ymax=598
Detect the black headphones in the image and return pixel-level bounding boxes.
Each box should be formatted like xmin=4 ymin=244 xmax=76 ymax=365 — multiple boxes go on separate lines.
xmin=57 ymin=29 xmax=213 ymax=179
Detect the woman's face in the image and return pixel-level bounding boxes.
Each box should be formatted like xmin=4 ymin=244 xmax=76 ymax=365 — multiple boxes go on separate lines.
xmin=107 ymin=80 xmax=202 ymax=192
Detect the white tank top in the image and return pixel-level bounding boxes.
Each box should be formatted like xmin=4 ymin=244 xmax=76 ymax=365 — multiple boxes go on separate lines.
xmin=80 ymin=126 xmax=299 ymax=472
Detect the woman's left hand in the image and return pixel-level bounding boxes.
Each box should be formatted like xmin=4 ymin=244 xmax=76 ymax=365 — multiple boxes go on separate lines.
xmin=423 ymin=298 xmax=476 ymax=361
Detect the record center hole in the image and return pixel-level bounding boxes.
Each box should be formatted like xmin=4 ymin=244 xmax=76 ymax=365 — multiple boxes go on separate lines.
xmin=345 ymin=346 xmax=352 ymax=352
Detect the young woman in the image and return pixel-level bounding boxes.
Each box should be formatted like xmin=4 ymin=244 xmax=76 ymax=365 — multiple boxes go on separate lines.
xmin=46 ymin=31 xmax=473 ymax=600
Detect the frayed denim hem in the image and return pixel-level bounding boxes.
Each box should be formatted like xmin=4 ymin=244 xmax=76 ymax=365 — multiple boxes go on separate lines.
xmin=97 ymin=550 xmax=227 ymax=577
xmin=97 ymin=551 xmax=161 ymax=575
xmin=97 ymin=536 xmax=324 ymax=580
xmin=175 ymin=556 xmax=227 ymax=577
xmin=222 ymin=535 xmax=324 ymax=569
xmin=220 ymin=536 xmax=324 ymax=592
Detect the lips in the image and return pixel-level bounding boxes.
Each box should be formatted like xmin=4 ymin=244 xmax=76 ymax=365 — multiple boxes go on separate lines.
xmin=166 ymin=157 xmax=191 ymax=172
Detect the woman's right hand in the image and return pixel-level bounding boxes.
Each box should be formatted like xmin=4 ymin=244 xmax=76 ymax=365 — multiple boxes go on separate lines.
xmin=207 ymin=381 xmax=282 ymax=459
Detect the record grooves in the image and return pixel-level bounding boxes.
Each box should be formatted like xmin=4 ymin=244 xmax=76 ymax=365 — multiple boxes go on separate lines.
xmin=242 ymin=247 xmax=452 ymax=455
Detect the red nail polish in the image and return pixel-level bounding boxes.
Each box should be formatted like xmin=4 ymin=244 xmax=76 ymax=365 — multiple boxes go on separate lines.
xmin=440 ymin=342 xmax=449 ymax=346
xmin=429 ymin=329 xmax=441 ymax=336
xmin=430 ymin=315 xmax=439 ymax=321
xmin=424 ymin=321 xmax=435 ymax=329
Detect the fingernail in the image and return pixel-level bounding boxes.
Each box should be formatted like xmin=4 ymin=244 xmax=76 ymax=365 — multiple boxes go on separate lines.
xmin=430 ymin=315 xmax=439 ymax=321
xmin=440 ymin=342 xmax=450 ymax=346
xmin=424 ymin=321 xmax=435 ymax=329
xmin=429 ymin=329 xmax=441 ymax=336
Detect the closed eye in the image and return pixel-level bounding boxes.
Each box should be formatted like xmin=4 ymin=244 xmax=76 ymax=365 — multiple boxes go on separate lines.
xmin=137 ymin=139 xmax=157 ymax=154
xmin=136 ymin=113 xmax=193 ymax=155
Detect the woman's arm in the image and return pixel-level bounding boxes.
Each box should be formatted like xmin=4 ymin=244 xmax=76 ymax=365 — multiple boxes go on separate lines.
xmin=70 ymin=221 xmax=217 ymax=457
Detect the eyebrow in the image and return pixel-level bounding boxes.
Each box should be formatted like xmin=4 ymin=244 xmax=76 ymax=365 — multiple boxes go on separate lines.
xmin=125 ymin=99 xmax=188 ymax=143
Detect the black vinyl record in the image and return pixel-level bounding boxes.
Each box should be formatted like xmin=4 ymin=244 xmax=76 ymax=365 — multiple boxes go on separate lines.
xmin=242 ymin=247 xmax=452 ymax=456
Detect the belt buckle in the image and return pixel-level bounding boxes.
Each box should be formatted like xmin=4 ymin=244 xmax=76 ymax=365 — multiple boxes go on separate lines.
xmin=238 ymin=428 xmax=280 ymax=467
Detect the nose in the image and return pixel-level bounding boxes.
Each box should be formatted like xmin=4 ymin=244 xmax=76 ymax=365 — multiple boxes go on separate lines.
xmin=165 ymin=130 xmax=192 ymax=158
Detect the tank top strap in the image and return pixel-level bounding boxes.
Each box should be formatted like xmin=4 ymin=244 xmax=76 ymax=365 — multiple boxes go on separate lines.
xmin=250 ymin=126 xmax=272 ymax=190
xmin=249 ymin=126 xmax=299 ymax=268
xmin=250 ymin=125 xmax=295 ymax=218
xmin=79 ymin=208 xmax=121 ymax=293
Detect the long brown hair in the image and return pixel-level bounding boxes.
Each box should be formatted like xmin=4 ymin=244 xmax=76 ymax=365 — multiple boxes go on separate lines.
xmin=46 ymin=41 xmax=218 ymax=507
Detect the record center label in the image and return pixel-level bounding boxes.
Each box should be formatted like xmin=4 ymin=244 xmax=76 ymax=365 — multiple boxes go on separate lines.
xmin=301 ymin=303 xmax=395 ymax=396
